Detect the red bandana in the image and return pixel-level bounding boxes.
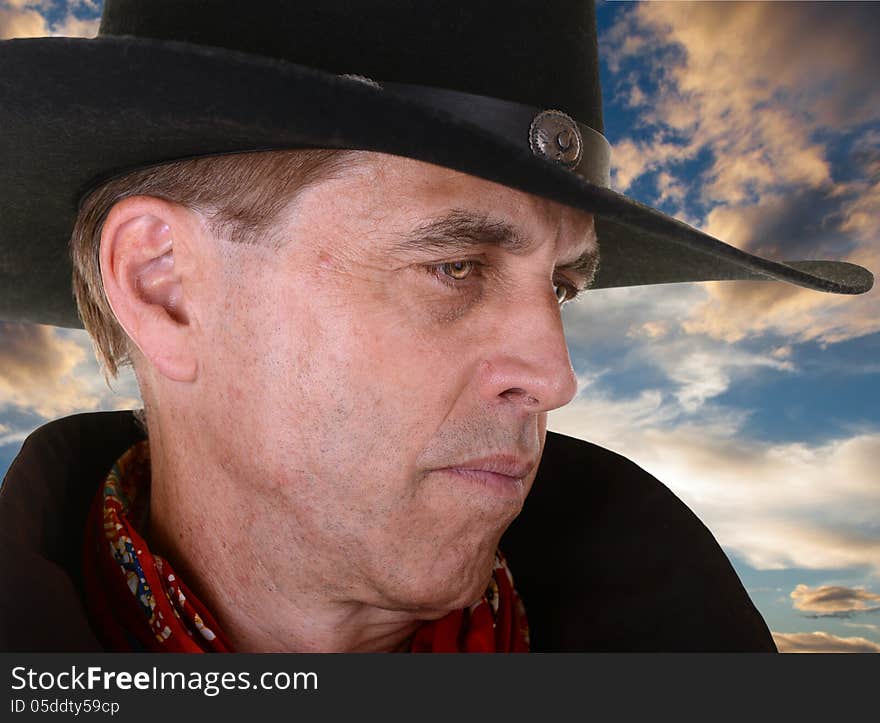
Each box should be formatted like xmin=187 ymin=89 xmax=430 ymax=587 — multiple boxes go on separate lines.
xmin=83 ymin=440 xmax=530 ymax=652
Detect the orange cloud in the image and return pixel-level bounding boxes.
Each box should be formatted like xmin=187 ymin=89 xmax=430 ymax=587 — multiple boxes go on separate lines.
xmin=603 ymin=2 xmax=880 ymax=345
xmin=611 ymin=136 xmax=698 ymax=193
xmin=790 ymin=584 xmax=880 ymax=616
xmin=604 ymin=2 xmax=875 ymax=200
xmin=0 ymin=321 xmax=99 ymax=417
xmin=0 ymin=3 xmax=48 ymax=38
xmin=772 ymin=631 xmax=880 ymax=653
xmin=682 ymin=178 xmax=880 ymax=345
xmin=627 ymin=320 xmax=669 ymax=340
xmin=0 ymin=0 xmax=98 ymax=39
xmin=0 ymin=322 xmax=142 ymax=419
xmin=681 ymin=281 xmax=880 ymax=346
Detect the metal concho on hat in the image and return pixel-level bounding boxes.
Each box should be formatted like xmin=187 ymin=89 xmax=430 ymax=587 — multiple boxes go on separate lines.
xmin=529 ymin=110 xmax=583 ymax=170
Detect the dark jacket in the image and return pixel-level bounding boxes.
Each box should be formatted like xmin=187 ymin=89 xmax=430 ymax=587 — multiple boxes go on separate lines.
xmin=0 ymin=410 xmax=776 ymax=652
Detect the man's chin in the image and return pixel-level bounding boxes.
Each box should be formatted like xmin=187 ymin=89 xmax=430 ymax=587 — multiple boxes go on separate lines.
xmin=376 ymin=552 xmax=498 ymax=617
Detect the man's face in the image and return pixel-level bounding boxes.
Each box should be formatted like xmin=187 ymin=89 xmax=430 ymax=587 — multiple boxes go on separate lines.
xmin=190 ymin=153 xmax=596 ymax=615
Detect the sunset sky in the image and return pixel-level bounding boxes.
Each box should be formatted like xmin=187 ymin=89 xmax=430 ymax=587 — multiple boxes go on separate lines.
xmin=1 ymin=1 xmax=878 ymax=653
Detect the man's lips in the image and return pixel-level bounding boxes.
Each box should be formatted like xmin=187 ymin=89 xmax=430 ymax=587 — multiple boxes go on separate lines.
xmin=435 ymin=455 xmax=538 ymax=499
xmin=445 ymin=455 xmax=538 ymax=479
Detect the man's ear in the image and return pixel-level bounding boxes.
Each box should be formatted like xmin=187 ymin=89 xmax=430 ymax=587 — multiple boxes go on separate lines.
xmin=99 ymin=196 xmax=201 ymax=383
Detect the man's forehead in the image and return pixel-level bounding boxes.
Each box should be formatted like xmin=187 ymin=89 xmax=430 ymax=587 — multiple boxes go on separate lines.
xmin=284 ymin=151 xmax=598 ymax=273
xmin=348 ymin=152 xmax=595 ymax=248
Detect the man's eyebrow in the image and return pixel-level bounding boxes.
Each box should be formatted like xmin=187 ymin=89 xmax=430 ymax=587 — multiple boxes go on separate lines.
xmin=393 ymin=209 xmax=532 ymax=256
xmin=394 ymin=208 xmax=600 ymax=281
xmin=557 ymin=239 xmax=600 ymax=287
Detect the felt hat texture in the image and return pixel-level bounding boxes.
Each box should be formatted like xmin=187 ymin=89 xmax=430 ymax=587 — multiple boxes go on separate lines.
xmin=0 ymin=0 xmax=873 ymax=329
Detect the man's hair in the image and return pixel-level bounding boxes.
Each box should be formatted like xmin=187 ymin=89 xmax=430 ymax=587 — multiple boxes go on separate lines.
xmin=69 ymin=148 xmax=359 ymax=432
xmin=70 ymin=148 xmax=358 ymax=377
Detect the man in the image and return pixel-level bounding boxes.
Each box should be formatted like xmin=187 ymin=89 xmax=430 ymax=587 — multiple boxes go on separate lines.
xmin=0 ymin=1 xmax=872 ymax=652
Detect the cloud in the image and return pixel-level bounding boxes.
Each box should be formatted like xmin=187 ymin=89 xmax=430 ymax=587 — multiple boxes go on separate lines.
xmin=610 ymin=135 xmax=699 ymax=194
xmin=564 ymin=287 xmax=798 ymax=411
xmin=602 ymin=2 xmax=880 ymax=346
xmin=563 ymin=284 xmax=708 ymax=347
xmin=0 ymin=427 xmax=32 ymax=448
xmin=51 ymin=11 xmax=97 ymax=37
xmin=0 ymin=0 xmax=99 ymax=39
xmin=0 ymin=322 xmax=141 ymax=419
xmin=603 ymin=2 xmax=870 ymax=199
xmin=681 ymin=169 xmax=880 ymax=346
xmin=702 ymin=189 xmax=860 ymax=262
xmin=0 ymin=322 xmax=99 ymax=417
xmin=0 ymin=3 xmax=48 ymax=37
xmin=681 ymin=281 xmax=880 ymax=347
xmin=549 ymin=377 xmax=880 ymax=575
xmin=628 ymin=320 xmax=669 ymax=341
xmin=772 ymin=631 xmax=880 ymax=654
xmin=607 ymin=2 xmax=880 ymax=141
xmin=660 ymin=340 xmax=793 ymax=412
xmin=842 ymin=622 xmax=879 ymax=633
xmin=790 ymin=584 xmax=880 ymax=617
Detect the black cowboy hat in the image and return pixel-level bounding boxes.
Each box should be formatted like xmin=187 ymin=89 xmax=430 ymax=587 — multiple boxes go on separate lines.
xmin=0 ymin=0 xmax=873 ymax=328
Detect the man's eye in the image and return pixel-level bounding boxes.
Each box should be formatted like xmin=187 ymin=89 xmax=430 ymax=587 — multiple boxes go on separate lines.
xmin=554 ymin=280 xmax=580 ymax=305
xmin=440 ymin=260 xmax=475 ymax=281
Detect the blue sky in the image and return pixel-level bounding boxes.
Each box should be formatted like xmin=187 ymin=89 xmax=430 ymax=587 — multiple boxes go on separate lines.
xmin=1 ymin=1 xmax=879 ymax=653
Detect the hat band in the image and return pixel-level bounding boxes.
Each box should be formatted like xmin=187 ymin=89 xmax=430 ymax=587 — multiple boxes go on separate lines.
xmin=375 ymin=80 xmax=612 ymax=188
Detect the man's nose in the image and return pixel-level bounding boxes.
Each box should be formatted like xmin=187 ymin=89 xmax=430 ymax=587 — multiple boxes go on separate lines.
xmin=476 ymin=292 xmax=578 ymax=413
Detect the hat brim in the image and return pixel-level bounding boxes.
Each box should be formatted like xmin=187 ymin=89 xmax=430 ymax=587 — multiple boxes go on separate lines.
xmin=0 ymin=36 xmax=873 ymax=329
